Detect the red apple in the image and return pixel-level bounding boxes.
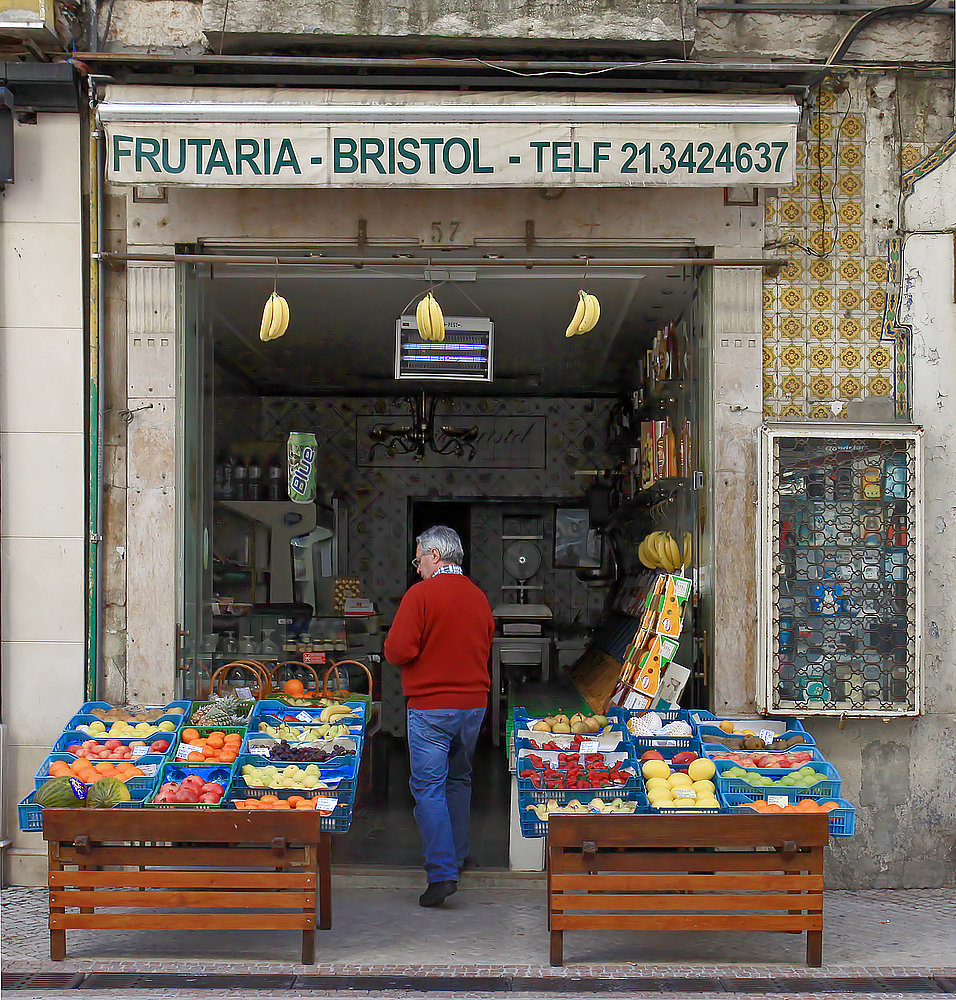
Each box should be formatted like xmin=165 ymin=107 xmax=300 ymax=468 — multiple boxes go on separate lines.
xmin=150 ymin=740 xmax=170 ymax=753
xmin=641 ymin=750 xmax=665 ymax=762
xmin=671 ymin=751 xmax=699 ymax=768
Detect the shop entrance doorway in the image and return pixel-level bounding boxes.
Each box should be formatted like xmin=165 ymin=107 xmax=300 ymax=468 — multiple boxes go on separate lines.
xmin=178 ymin=239 xmax=714 ymax=869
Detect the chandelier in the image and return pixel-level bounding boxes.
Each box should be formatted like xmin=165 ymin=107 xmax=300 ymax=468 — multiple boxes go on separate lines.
xmin=368 ymin=390 xmax=478 ymax=462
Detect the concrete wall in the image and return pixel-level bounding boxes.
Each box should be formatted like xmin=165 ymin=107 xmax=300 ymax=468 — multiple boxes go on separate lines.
xmin=0 ymin=114 xmax=86 ymax=885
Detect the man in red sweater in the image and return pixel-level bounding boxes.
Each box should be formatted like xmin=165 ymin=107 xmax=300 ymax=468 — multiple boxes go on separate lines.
xmin=384 ymin=525 xmax=494 ymax=907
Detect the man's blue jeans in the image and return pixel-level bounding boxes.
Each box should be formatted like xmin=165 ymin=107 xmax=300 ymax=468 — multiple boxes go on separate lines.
xmin=407 ymin=707 xmax=485 ymax=884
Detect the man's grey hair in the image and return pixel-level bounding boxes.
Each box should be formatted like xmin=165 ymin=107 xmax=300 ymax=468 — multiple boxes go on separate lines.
xmin=416 ymin=525 xmax=464 ymax=565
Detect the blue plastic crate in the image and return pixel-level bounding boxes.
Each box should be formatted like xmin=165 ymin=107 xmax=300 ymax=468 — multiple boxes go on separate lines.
xmin=145 ymin=762 xmax=235 ymax=807
xmin=715 ymin=759 xmax=842 ymax=798
xmin=241 ymin=734 xmax=358 ymax=767
xmin=77 ymin=700 xmax=191 ymax=717
xmin=224 ymin=788 xmax=353 ymax=833
xmin=721 ymin=791 xmax=856 ymax=837
xmin=636 ymin=741 xmax=724 ymax=813
xmin=34 ymin=753 xmax=165 ymax=792
xmin=53 ymin=731 xmax=177 ymax=758
xmin=251 ymin=699 xmax=366 ymax=723
xmin=64 ymin=713 xmax=186 ymax=737
xmin=232 ymin=754 xmax=356 ymax=803
xmin=516 ymin=763 xmax=639 ymax=796
xmin=702 ymin=743 xmax=827 ymax=767
xmin=517 ymin=785 xmax=647 ymax=838
xmin=514 ymin=724 xmax=629 ymax=755
xmin=18 ymin=790 xmax=144 ymax=832
xmin=696 ymin=716 xmax=813 ymax=748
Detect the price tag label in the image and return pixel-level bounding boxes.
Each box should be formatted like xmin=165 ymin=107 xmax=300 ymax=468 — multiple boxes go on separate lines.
xmin=758 ymin=729 xmax=777 ymax=744
xmin=296 ymin=711 xmax=316 ymax=723
xmin=235 ymin=687 xmax=253 ymax=700
xmin=578 ymin=741 xmax=600 ymax=753
xmin=176 ymin=742 xmax=201 ymax=760
xmin=303 ymin=651 xmax=327 ymax=665
xmin=137 ymin=763 xmax=158 ymax=777
xmin=131 ymin=745 xmax=150 ymax=758
xmin=767 ymin=795 xmax=789 ymax=808
xmin=674 ymin=788 xmax=697 ymax=799
xmin=248 ymin=744 xmax=271 ymax=755
xmin=312 ymin=795 xmax=338 ymax=813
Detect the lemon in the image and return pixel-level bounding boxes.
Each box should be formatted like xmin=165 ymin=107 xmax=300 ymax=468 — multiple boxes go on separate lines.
xmin=667 ymin=772 xmax=693 ymax=789
xmin=645 ymin=776 xmax=670 ymax=791
xmin=670 ymin=798 xmax=698 ymax=809
xmin=697 ymin=797 xmax=721 ymax=809
xmin=688 ymin=758 xmax=717 ymax=782
xmin=89 ymin=721 xmax=106 ymax=735
xmin=641 ymin=760 xmax=671 ymax=781
xmin=693 ymin=779 xmax=717 ymax=796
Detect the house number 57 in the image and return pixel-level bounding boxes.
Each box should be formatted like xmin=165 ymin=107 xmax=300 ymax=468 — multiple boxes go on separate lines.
xmin=429 ymin=220 xmax=461 ymax=244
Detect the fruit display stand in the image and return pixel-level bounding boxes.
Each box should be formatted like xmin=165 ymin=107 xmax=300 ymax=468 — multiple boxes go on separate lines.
xmin=42 ymin=806 xmax=332 ymax=963
xmin=545 ymin=812 xmax=829 ymax=967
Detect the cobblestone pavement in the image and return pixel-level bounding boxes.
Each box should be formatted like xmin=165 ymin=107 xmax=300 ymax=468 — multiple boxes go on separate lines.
xmin=3 ymin=884 xmax=955 ymax=997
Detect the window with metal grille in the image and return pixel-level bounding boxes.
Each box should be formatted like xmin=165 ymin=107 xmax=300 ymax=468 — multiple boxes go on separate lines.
xmin=759 ymin=424 xmax=922 ymax=716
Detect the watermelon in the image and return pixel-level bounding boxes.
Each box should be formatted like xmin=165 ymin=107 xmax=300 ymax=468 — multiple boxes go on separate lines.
xmin=87 ymin=776 xmax=132 ymax=808
xmin=35 ymin=776 xmax=87 ymax=808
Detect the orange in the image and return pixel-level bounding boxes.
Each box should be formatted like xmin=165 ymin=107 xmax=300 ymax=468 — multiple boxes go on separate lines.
xmin=271 ymin=800 xmax=292 ymax=809
xmin=283 ymin=678 xmax=305 ymax=697
xmin=297 ymin=798 xmax=317 ymax=810
xmin=187 ymin=752 xmax=204 ymax=763
xmin=287 ymin=796 xmax=304 ymax=807
xmin=181 ymin=728 xmax=200 ymax=742
xmin=219 ymin=752 xmax=237 ymax=764
xmin=260 ymin=794 xmax=280 ymax=804
xmin=206 ymin=737 xmax=224 ymax=750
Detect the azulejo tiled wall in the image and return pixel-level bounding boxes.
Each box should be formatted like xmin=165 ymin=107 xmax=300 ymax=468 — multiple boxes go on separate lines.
xmin=762 ymin=83 xmax=919 ymax=419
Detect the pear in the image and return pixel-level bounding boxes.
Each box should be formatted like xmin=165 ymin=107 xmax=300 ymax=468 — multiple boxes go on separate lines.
xmin=551 ymin=722 xmax=571 ymax=734
xmin=570 ymin=721 xmax=589 ymax=734
xmin=531 ymin=720 xmax=552 ymax=732
xmin=570 ymin=713 xmax=585 ymax=724
xmin=552 ymin=714 xmax=570 ymax=726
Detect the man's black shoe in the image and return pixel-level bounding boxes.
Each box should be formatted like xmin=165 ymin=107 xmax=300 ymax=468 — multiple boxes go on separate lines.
xmin=457 ymin=855 xmax=478 ymax=873
xmin=419 ymin=880 xmax=458 ymax=907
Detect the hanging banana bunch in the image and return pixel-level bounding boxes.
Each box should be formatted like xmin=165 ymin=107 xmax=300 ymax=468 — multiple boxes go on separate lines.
xmin=416 ymin=291 xmax=445 ymax=342
xmin=565 ymin=290 xmax=601 ymax=337
xmin=637 ymin=530 xmax=693 ymax=574
xmin=259 ymin=291 xmax=290 ymax=342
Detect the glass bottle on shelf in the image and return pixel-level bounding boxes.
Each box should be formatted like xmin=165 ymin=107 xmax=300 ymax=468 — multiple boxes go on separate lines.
xmin=232 ymin=458 xmax=248 ymax=500
xmin=247 ymin=456 xmax=263 ymax=501
xmin=219 ymin=455 xmax=234 ymax=500
xmin=266 ymin=455 xmax=284 ymax=500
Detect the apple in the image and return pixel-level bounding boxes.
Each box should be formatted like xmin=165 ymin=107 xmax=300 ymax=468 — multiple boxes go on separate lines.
xmin=671 ymin=751 xmax=699 ymax=768
xmin=150 ymin=740 xmax=170 ymax=753
xmin=204 ymin=782 xmax=225 ymax=796
xmin=640 ymin=750 xmax=665 ymax=762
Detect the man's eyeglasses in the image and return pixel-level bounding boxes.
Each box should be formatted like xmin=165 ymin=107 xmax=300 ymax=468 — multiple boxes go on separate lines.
xmin=412 ymin=549 xmax=437 ymax=570
xmin=411 ymin=556 xmax=422 ymax=569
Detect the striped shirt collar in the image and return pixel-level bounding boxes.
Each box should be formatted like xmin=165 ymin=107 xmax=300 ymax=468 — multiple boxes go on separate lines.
xmin=432 ymin=564 xmax=464 ymax=577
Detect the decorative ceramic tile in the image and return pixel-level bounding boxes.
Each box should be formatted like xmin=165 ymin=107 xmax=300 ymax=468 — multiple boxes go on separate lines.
xmin=839 ymin=374 xmax=863 ymax=398
xmin=869 ymin=375 xmax=892 ymax=396
xmin=839 ymin=345 xmax=862 ymax=369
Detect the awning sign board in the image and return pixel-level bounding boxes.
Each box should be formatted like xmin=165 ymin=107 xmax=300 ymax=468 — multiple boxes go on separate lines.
xmin=104 ymin=122 xmax=796 ymax=188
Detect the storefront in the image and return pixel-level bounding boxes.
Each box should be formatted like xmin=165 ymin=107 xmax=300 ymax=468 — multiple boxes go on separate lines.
xmin=90 ymin=82 xmax=795 ymax=867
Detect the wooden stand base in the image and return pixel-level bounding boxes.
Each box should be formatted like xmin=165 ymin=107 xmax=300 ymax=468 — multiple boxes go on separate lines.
xmin=43 ymin=808 xmax=332 ymax=964
xmin=547 ymin=813 xmax=828 ymax=967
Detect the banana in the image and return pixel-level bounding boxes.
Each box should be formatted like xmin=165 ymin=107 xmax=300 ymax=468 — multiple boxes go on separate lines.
xmin=682 ymin=531 xmax=693 ymax=568
xmin=577 ymin=292 xmax=601 ymax=334
xmin=416 ymin=293 xmax=434 ymax=341
xmin=565 ymin=291 xmax=587 ymax=337
xmin=258 ymin=294 xmax=276 ymax=342
xmin=427 ymin=293 xmax=445 ymax=342
xmin=665 ymin=535 xmax=681 ymax=572
xmin=273 ymin=294 xmax=290 ymax=339
xmin=638 ymin=538 xmax=657 ymax=569
xmin=651 ymin=531 xmax=669 ymax=567
xmin=265 ymin=292 xmax=285 ymax=341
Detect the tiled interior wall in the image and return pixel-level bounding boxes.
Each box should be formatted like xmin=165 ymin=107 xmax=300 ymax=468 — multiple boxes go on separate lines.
xmin=762 ymin=82 xmax=930 ymax=419
xmin=231 ymin=396 xmax=616 ymax=627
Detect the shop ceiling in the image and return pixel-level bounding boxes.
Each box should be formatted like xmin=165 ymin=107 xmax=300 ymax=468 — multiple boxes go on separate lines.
xmin=205 ymin=246 xmax=696 ymax=396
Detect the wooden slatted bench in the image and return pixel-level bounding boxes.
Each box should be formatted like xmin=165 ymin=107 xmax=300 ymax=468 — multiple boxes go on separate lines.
xmin=547 ymin=813 xmax=828 ymax=967
xmin=43 ymin=808 xmax=332 ymax=963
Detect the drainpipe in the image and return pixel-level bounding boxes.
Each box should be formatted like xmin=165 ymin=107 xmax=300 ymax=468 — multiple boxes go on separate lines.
xmin=85 ymin=88 xmax=105 ymax=702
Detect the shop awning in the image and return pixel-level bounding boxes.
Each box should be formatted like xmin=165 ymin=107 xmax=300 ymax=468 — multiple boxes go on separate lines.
xmin=98 ymin=85 xmax=800 ymax=189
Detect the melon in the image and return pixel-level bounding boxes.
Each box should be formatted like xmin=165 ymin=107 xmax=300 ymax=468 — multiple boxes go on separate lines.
xmin=35 ymin=776 xmax=87 ymax=808
xmin=87 ymin=776 xmax=132 ymax=808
